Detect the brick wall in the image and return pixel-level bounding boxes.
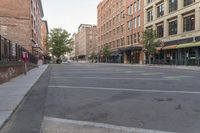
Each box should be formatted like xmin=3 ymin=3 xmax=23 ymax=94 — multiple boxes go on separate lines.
xmin=0 ymin=0 xmax=30 ymax=18
xmin=0 ymin=17 xmax=32 ymax=51
xmin=0 ymin=62 xmax=36 ymax=84
xmin=0 ymin=0 xmax=32 ymax=52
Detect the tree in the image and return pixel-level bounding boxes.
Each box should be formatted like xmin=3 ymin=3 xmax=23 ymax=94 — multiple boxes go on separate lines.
xmin=90 ymin=51 xmax=96 ymax=63
xmin=102 ymin=45 xmax=111 ymax=63
xmin=48 ymin=28 xmax=73 ymax=63
xmin=142 ymin=29 xmax=159 ymax=64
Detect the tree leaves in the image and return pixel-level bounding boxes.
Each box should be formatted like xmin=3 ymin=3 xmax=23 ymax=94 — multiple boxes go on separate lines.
xmin=48 ymin=28 xmax=73 ymax=58
xmin=142 ymin=29 xmax=158 ymax=55
xmin=103 ymin=45 xmax=111 ymax=58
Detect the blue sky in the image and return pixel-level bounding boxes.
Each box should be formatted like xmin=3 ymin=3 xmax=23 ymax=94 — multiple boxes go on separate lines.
xmin=42 ymin=0 xmax=100 ymax=34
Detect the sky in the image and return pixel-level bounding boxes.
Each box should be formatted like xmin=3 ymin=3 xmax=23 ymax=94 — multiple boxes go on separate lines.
xmin=42 ymin=0 xmax=101 ymax=34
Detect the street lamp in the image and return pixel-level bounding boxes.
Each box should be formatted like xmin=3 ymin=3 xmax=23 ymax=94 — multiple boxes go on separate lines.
xmin=123 ymin=14 xmax=134 ymax=64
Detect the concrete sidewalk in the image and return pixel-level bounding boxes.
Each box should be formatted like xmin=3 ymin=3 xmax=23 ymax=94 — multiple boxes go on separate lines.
xmin=0 ymin=65 xmax=48 ymax=129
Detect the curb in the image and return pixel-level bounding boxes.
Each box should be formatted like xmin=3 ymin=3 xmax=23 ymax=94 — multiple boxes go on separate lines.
xmin=95 ymin=63 xmax=200 ymax=71
xmin=0 ymin=65 xmax=49 ymax=130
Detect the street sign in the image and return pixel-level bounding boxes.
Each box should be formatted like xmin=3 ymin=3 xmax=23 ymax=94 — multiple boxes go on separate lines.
xmin=22 ymin=51 xmax=29 ymax=62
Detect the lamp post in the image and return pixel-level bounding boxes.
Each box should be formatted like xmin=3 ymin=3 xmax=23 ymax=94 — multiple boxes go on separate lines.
xmin=123 ymin=13 xmax=134 ymax=64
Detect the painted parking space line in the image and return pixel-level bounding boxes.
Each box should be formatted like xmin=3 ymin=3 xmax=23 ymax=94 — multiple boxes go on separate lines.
xmin=42 ymin=116 xmax=175 ymax=133
xmin=141 ymin=72 xmax=165 ymax=76
xmin=50 ymin=76 xmax=177 ymax=81
xmin=51 ymin=71 xmax=145 ymax=74
xmin=163 ymin=76 xmax=193 ymax=80
xmin=48 ymin=86 xmax=200 ymax=95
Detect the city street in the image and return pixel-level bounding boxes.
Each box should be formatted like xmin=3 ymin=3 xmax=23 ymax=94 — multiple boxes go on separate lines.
xmin=1 ymin=63 xmax=200 ymax=133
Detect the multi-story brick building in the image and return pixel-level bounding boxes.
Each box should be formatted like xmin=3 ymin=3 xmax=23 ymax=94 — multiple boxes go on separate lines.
xmin=144 ymin=0 xmax=200 ymax=65
xmin=97 ymin=0 xmax=125 ymax=63
xmin=41 ymin=20 xmax=48 ymax=56
xmin=124 ymin=0 xmax=144 ymax=64
xmin=97 ymin=0 xmax=144 ymax=64
xmin=0 ymin=0 xmax=44 ymax=56
xmin=75 ymin=24 xmax=97 ymax=61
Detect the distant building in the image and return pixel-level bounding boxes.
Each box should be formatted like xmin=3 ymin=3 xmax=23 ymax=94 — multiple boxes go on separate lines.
xmin=0 ymin=0 xmax=45 ymax=56
xmin=68 ymin=33 xmax=76 ymax=60
xmin=75 ymin=24 xmax=97 ymax=61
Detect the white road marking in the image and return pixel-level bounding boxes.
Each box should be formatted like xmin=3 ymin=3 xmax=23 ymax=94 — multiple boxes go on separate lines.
xmin=51 ymin=71 xmax=145 ymax=74
xmin=48 ymin=86 xmax=200 ymax=94
xmin=141 ymin=73 xmax=165 ymax=76
xmin=164 ymin=76 xmax=193 ymax=80
xmin=42 ymin=116 xmax=175 ymax=133
xmin=51 ymin=76 xmax=178 ymax=80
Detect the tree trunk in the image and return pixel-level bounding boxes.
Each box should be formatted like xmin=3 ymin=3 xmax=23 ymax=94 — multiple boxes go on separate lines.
xmin=149 ymin=55 xmax=151 ymax=65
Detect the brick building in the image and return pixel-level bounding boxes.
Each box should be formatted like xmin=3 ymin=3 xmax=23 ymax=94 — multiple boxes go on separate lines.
xmin=97 ymin=0 xmax=144 ymax=64
xmin=75 ymin=24 xmax=97 ymax=61
xmin=144 ymin=0 xmax=200 ymax=65
xmin=41 ymin=20 xmax=49 ymax=55
xmin=0 ymin=0 xmax=44 ymax=56
xmin=97 ymin=0 xmax=125 ymax=63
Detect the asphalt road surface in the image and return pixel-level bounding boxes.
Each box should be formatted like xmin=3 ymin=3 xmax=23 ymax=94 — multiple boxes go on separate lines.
xmin=1 ymin=63 xmax=200 ymax=133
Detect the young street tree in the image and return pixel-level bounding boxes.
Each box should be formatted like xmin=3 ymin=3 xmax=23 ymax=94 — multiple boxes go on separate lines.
xmin=48 ymin=28 xmax=73 ymax=63
xmin=103 ymin=45 xmax=111 ymax=63
xmin=142 ymin=29 xmax=159 ymax=64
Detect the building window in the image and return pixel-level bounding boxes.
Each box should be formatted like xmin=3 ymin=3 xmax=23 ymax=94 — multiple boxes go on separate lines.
xmin=128 ymin=20 xmax=132 ymax=30
xmin=121 ymin=38 xmax=125 ymax=46
xmin=134 ymin=2 xmax=137 ymax=12
xmin=147 ymin=0 xmax=153 ymax=4
xmin=134 ymin=34 xmax=137 ymax=43
xmin=121 ymin=25 xmax=124 ymax=33
xmin=157 ymin=24 xmax=164 ymax=38
xmin=184 ymin=0 xmax=195 ymax=6
xmin=128 ymin=5 xmax=133 ymax=15
xmin=157 ymin=3 xmax=164 ymax=18
xmin=117 ymin=39 xmax=120 ymax=47
xmin=137 ymin=16 xmax=141 ymax=27
xmin=134 ymin=17 xmax=137 ymax=28
xmin=138 ymin=32 xmax=140 ymax=42
xmin=130 ymin=35 xmax=133 ymax=44
xmin=127 ymin=36 xmax=130 ymax=45
xmin=169 ymin=0 xmax=177 ymax=13
xmin=183 ymin=14 xmax=195 ymax=32
xmin=169 ymin=20 xmax=177 ymax=35
xmin=138 ymin=0 xmax=140 ymax=11
xmin=147 ymin=10 xmax=153 ymax=22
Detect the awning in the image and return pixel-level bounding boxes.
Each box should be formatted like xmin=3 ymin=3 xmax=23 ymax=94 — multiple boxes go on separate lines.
xmin=156 ymin=45 xmax=177 ymax=51
xmin=176 ymin=42 xmax=200 ymax=49
xmin=110 ymin=51 xmax=121 ymax=56
xmin=119 ymin=45 xmax=143 ymax=51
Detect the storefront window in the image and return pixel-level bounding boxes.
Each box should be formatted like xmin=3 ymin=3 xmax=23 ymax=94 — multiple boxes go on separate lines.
xmin=189 ymin=48 xmax=196 ymax=58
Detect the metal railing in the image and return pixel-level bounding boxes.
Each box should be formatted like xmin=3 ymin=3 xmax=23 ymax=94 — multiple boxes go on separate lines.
xmin=0 ymin=35 xmax=38 ymax=64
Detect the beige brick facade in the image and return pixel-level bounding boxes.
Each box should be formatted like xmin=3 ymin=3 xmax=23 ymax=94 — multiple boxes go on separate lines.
xmin=144 ymin=0 xmax=200 ymax=42
xmin=144 ymin=0 xmax=200 ymax=65
xmin=75 ymin=24 xmax=97 ymax=60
